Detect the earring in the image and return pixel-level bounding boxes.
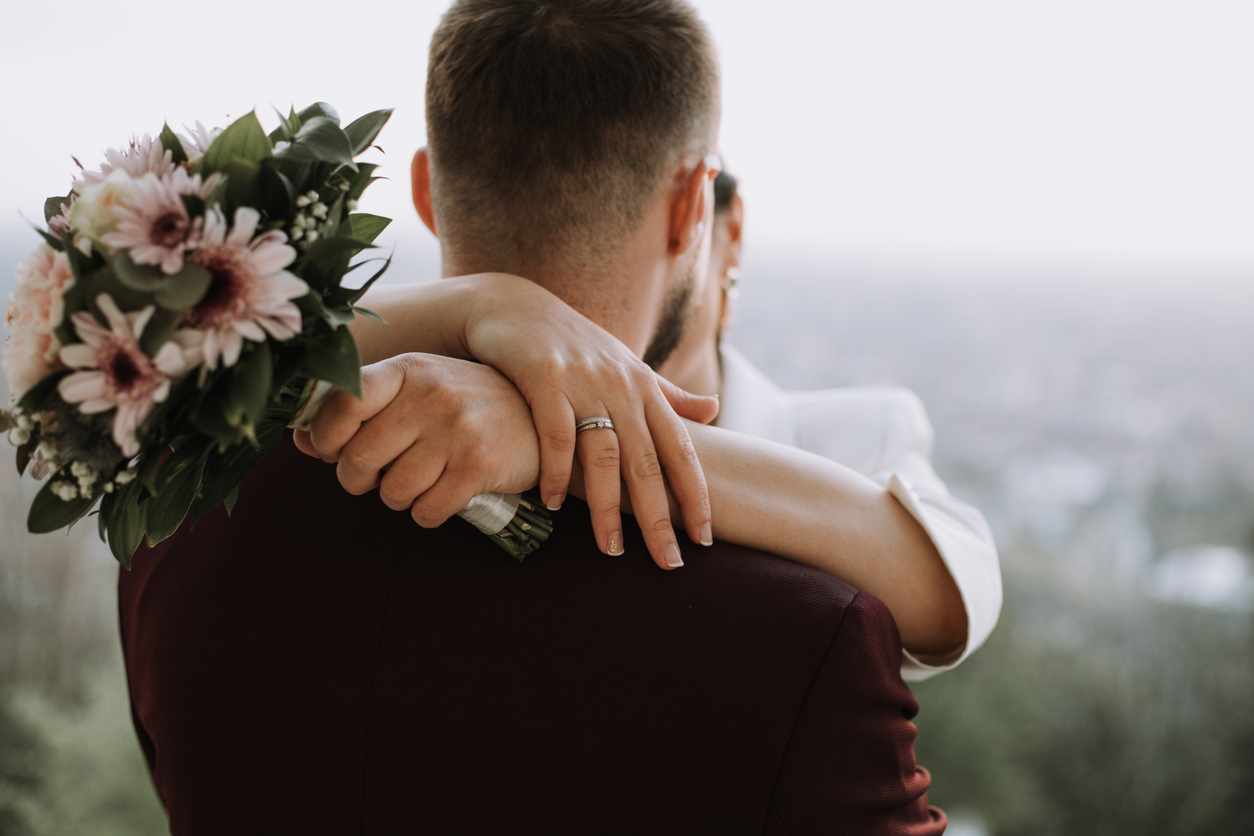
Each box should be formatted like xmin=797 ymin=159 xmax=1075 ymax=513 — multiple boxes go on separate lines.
xmin=720 ymin=266 xmax=740 ymax=300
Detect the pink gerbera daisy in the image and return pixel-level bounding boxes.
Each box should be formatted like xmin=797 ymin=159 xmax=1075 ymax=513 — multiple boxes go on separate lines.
xmin=74 ymin=134 xmax=176 ymax=193
xmin=182 ymin=207 xmax=309 ymax=374
xmin=101 ymin=170 xmax=217 ymax=275
xmin=58 ymin=294 xmax=188 ymax=457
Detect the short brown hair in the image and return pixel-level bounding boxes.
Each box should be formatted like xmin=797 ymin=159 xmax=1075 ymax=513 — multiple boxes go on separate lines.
xmin=426 ymin=0 xmax=719 ymax=268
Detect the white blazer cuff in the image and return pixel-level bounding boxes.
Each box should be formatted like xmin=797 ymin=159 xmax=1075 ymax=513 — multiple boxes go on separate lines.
xmin=887 ymin=473 xmax=1003 ymax=682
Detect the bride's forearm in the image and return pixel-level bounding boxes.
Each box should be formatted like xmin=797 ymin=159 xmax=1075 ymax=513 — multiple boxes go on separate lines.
xmin=350 ymin=280 xmax=479 ymax=365
xmin=684 ymin=421 xmax=967 ymax=657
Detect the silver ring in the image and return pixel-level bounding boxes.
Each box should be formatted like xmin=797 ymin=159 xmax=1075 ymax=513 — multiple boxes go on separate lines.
xmin=575 ymin=416 xmax=615 ymax=433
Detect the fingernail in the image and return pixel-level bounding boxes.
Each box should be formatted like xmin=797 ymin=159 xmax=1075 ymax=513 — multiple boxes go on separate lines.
xmin=607 ymin=532 xmax=624 ymax=556
xmin=699 ymin=523 xmax=713 ymax=546
xmin=665 ymin=544 xmax=684 ymax=568
xmin=546 ymin=495 xmax=564 ymax=511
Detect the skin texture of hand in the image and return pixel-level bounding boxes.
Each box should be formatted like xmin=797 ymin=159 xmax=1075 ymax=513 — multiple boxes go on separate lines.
xmin=348 ymin=275 xmax=720 ymax=571
xmin=292 ymin=354 xmax=541 ymax=529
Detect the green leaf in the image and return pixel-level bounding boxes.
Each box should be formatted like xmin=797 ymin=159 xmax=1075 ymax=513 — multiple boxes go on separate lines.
xmin=202 ymin=112 xmax=271 ymax=172
xmin=138 ymin=306 xmax=184 ymax=356
xmin=301 ymin=325 xmax=362 ymax=398
xmin=257 ymin=164 xmax=295 ymax=220
xmin=350 ymin=305 xmax=386 ymax=324
xmin=28 ymin=478 xmax=99 ymax=534
xmin=219 ymin=157 xmax=263 ymax=210
xmin=44 ymin=195 xmax=70 ymax=225
xmin=275 ymin=116 xmax=357 ymax=171
xmin=221 ymin=341 xmax=273 ymax=439
xmin=190 ymin=419 xmax=283 ymax=525
xmin=296 ymin=102 xmax=340 ymax=126
xmin=346 ymin=248 xmax=393 ymax=305
xmin=344 ymin=109 xmax=393 ymax=155
xmin=112 ymin=250 xmax=168 ymax=292
xmin=16 ymin=369 xmax=69 ymax=413
xmin=223 ymin=486 xmax=240 ymax=515
xmin=15 ymin=439 xmax=33 ymax=477
xmin=268 ymin=105 xmax=300 ymax=144
xmin=145 ymin=439 xmax=211 ymax=546
xmin=155 ymin=263 xmax=212 ymax=311
xmin=159 ymin=123 xmax=189 ymax=165
xmin=103 ymin=480 xmax=147 ymax=568
xmin=345 ymin=213 xmax=391 ymax=246
xmin=31 ymin=225 xmax=65 ymax=251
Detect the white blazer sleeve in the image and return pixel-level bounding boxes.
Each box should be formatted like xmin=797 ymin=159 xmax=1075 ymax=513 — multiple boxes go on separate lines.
xmin=792 ymin=387 xmax=1003 ymax=682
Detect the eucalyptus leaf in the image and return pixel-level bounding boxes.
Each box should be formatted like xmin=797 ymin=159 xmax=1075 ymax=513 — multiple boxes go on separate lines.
xmin=344 ymin=109 xmax=393 ymax=155
xmin=202 ymin=112 xmax=271 ymax=171
xmin=113 ymin=250 xmax=168 ymax=292
xmin=28 ymin=478 xmax=98 ymax=534
xmin=154 ymin=263 xmax=212 ymax=311
xmin=275 ymin=117 xmax=357 ymax=171
xmin=159 ymin=123 xmax=189 ymax=165
xmin=296 ymin=102 xmax=340 ymax=126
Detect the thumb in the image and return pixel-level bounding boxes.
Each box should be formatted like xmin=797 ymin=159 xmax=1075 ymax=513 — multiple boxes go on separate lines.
xmin=309 ymin=357 xmax=407 ymax=461
xmin=656 ymin=375 xmax=720 ymax=425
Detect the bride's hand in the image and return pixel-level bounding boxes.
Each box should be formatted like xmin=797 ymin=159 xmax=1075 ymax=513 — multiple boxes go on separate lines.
xmin=456 ymin=274 xmax=717 ymax=569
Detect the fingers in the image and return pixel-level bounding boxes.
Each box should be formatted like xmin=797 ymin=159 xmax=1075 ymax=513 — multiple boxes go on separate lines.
xmin=575 ymin=417 xmax=624 ymax=557
xmin=619 ymin=433 xmax=687 ymax=571
xmin=656 ymin=375 xmax=720 ymax=425
xmin=378 ymin=441 xmax=447 ymax=512
xmin=307 ymin=359 xmax=407 ymax=463
xmin=409 ymin=468 xmax=483 ymax=528
xmin=292 ymin=429 xmax=317 ymax=458
xmin=336 ymin=409 xmax=424 ymax=495
xmin=530 ymin=394 xmax=577 ymax=511
xmin=645 ymin=396 xmax=712 ymax=548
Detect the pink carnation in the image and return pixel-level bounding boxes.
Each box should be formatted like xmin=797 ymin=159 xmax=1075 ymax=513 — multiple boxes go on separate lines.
xmin=3 ymin=245 xmax=75 ymax=402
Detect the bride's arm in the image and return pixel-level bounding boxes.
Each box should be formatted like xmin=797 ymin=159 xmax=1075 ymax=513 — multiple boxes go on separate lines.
xmin=672 ymin=422 xmax=966 ymax=657
xmin=339 ymin=275 xmax=964 ymax=654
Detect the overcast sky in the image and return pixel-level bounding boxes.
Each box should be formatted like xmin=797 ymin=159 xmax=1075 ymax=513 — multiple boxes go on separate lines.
xmin=2 ymin=0 xmax=1251 ymax=284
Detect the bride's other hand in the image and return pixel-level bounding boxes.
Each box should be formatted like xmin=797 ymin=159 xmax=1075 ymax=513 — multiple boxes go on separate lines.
xmin=293 ymin=353 xmax=540 ymax=529
xmin=460 ymin=274 xmax=717 ymax=570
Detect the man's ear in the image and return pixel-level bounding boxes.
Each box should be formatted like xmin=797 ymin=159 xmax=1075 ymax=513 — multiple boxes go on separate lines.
xmin=724 ymin=193 xmax=745 ymax=270
xmin=411 ymin=148 xmax=437 ymax=236
xmin=668 ymin=155 xmax=719 ymax=255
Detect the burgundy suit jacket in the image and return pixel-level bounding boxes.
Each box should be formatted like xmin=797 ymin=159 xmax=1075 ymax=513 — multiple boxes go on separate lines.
xmin=119 ymin=435 xmax=946 ymax=835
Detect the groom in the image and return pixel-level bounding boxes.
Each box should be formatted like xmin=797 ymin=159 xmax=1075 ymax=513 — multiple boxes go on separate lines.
xmin=120 ymin=1 xmax=947 ymax=833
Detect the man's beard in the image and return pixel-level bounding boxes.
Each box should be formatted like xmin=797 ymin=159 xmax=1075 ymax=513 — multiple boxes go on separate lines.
xmin=641 ymin=261 xmax=697 ymax=371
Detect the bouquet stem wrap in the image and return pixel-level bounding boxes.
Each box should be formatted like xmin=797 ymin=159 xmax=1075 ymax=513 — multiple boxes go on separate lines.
xmin=288 ymin=378 xmax=551 ymax=560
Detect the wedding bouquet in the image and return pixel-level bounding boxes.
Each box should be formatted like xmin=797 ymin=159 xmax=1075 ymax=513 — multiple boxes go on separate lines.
xmin=1 ymin=103 xmax=550 ymax=566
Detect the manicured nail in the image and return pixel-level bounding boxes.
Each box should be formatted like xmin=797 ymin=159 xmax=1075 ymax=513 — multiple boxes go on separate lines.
xmin=546 ymin=495 xmax=564 ymax=511
xmin=665 ymin=544 xmax=684 ymax=568
xmin=607 ymin=532 xmax=624 ymax=556
xmin=699 ymin=523 xmax=713 ymax=546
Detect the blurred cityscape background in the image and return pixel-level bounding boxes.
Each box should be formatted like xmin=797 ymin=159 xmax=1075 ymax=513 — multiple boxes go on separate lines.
xmin=1 ymin=0 xmax=1251 ymax=833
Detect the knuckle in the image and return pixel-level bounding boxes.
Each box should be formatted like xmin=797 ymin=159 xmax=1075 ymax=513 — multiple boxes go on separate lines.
xmin=646 ymin=515 xmax=676 ymax=536
xmin=339 ymin=446 xmax=378 ymax=476
xmin=589 ymin=446 xmax=620 ymax=471
xmin=630 ymin=451 xmax=663 ymax=481
xmin=544 ymin=427 xmax=577 ymax=453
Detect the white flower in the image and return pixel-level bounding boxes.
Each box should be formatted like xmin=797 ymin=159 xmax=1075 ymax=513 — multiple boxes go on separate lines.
xmin=3 ymin=244 xmax=76 ymax=402
xmin=176 ymin=121 xmax=223 ymax=163
xmin=50 ymin=480 xmax=79 ymax=501
xmin=74 ymin=135 xmax=175 ymax=193
xmin=182 ymin=207 xmax=308 ymax=374
xmin=68 ymin=170 xmax=134 ymax=253
xmin=58 ymin=294 xmax=188 ymax=457
xmin=100 ymin=170 xmax=216 ymax=274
